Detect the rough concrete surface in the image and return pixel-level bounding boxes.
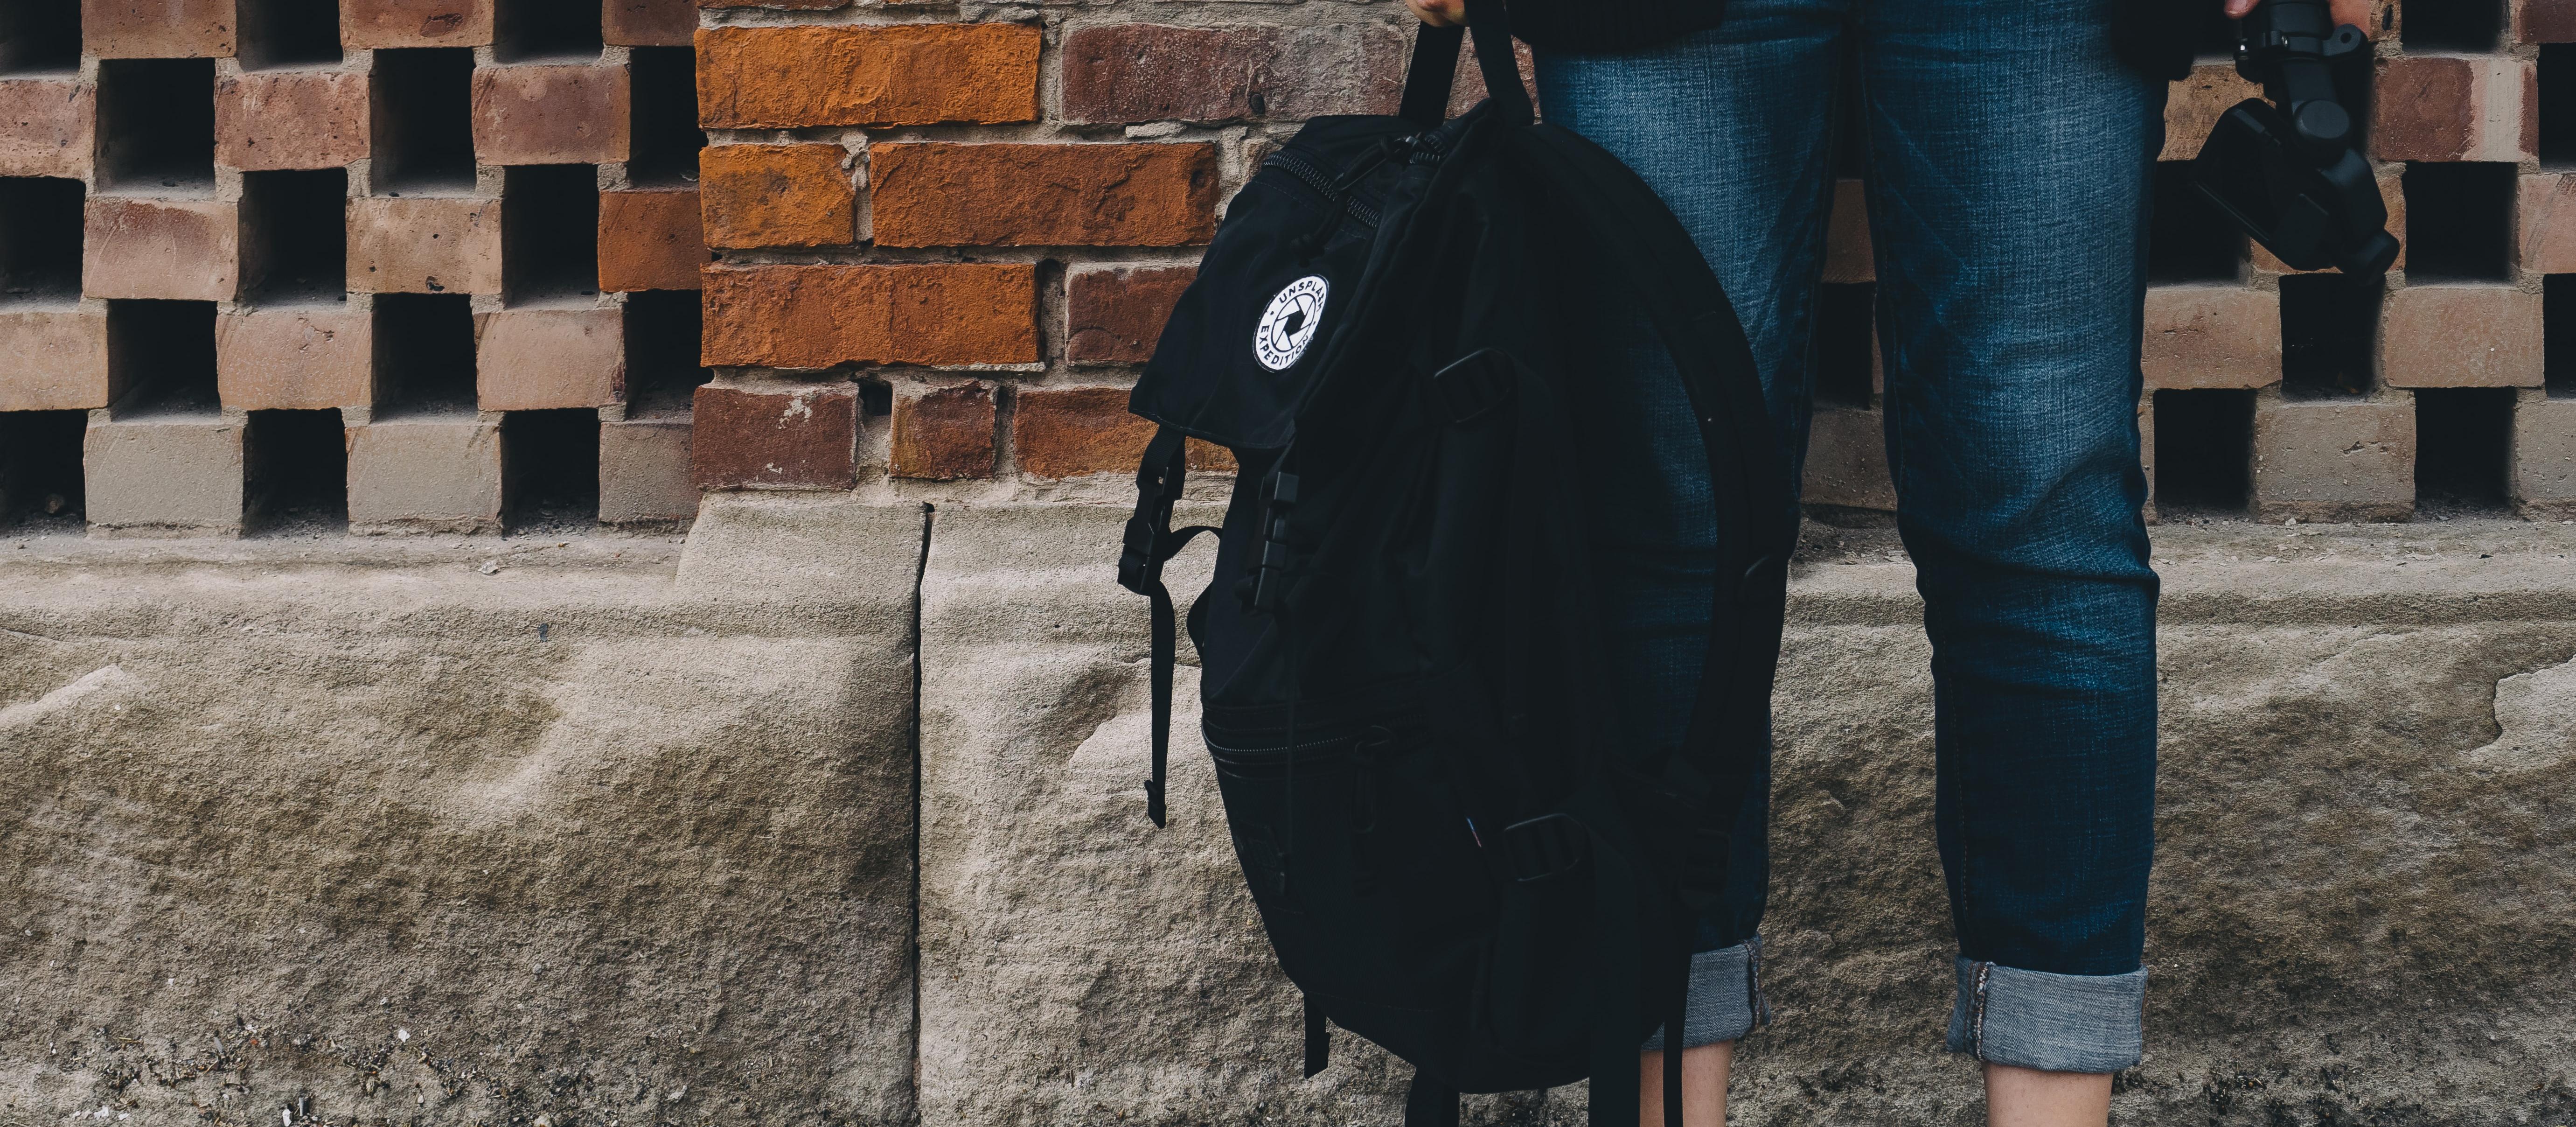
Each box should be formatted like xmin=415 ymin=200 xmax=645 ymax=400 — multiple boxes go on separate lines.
xmin=7 ymin=501 xmax=2576 ymax=1126
xmin=0 ymin=497 xmax=922 ymax=1127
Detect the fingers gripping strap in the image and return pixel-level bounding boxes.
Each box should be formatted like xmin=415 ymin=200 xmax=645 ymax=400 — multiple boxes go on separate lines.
xmin=1398 ymin=23 xmax=1466 ymax=128
xmin=1121 ymin=427 xmax=1216 ymax=827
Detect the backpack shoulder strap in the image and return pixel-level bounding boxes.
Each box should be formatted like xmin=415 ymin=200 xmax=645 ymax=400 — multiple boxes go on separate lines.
xmin=1117 ymin=426 xmax=1219 ymax=827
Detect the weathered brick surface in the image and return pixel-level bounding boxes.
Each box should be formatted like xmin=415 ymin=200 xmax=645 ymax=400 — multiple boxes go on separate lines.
xmin=475 ymin=307 xmax=626 ymax=410
xmin=2521 ymin=0 xmax=2576 ymax=41
xmin=2252 ymin=398 xmax=2415 ymax=523
xmin=598 ymin=188 xmax=708 ymax=292
xmin=697 ymin=144 xmax=856 ymax=250
xmin=83 ymin=0 xmax=239 ymax=58
xmin=1011 ymin=385 xmax=1148 ymax=479
xmin=1067 ymin=266 xmax=1192 ymax=364
xmin=2512 ymin=395 xmax=2576 ymax=517
xmin=599 ymin=416 xmax=696 ymax=523
xmin=0 ymin=79 xmax=94 ymax=180
xmin=2520 ymin=172 xmax=2576 ymax=273
xmin=346 ymin=414 xmax=503 ymax=533
xmin=1061 ymin=24 xmax=1404 ymax=124
xmin=2380 ymin=286 xmax=2544 ymax=389
xmin=216 ymin=71 xmax=370 ymax=171
xmin=216 ymin=305 xmax=374 ymax=410
xmin=471 ymin=63 xmax=631 ymax=166
xmin=2142 ymin=285 xmax=2282 ymax=390
xmin=695 ymin=25 xmax=1040 ymax=129
xmin=84 ymin=198 xmax=240 ymax=303
xmin=0 ymin=310 xmax=114 ymax=412
xmin=691 ymin=381 xmax=859 ymax=490
xmin=700 ymin=264 xmax=1037 ymax=369
xmin=604 ymin=0 xmax=696 ymax=47
xmin=341 ymin=0 xmax=494 ymax=49
xmin=891 ymin=382 xmax=995 ymax=480
xmin=2373 ymin=56 xmax=2534 ymax=163
xmin=84 ymin=415 xmax=247 ymax=536
xmin=2162 ymin=63 xmax=2264 ymax=162
xmin=348 ymin=196 xmax=502 ymax=295
xmin=871 ymin=143 xmax=1218 ymax=248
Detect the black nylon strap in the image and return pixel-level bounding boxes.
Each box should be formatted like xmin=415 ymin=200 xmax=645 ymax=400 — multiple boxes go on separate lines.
xmin=1461 ymin=0 xmax=1532 ymax=126
xmin=1587 ymin=833 xmax=1643 ymax=1127
xmin=1403 ymin=1071 xmax=1459 ymax=1127
xmin=1121 ymin=427 xmax=1217 ymax=827
xmin=1398 ymin=22 xmax=1466 ymax=128
xmin=1664 ymin=934 xmax=1688 ymax=1127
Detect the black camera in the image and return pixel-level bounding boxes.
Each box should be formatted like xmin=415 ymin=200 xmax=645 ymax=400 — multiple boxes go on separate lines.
xmin=2190 ymin=0 xmax=2402 ymax=276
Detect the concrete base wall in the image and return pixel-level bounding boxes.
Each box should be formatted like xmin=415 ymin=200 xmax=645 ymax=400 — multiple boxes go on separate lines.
xmin=5 ymin=500 xmax=2573 ymax=1125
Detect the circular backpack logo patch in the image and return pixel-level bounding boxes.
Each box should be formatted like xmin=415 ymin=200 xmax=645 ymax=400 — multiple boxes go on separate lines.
xmin=1253 ymin=275 xmax=1329 ymax=371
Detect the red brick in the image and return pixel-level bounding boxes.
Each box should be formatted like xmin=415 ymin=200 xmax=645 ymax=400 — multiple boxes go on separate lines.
xmin=472 ymin=63 xmax=630 ymax=166
xmin=1067 ymin=266 xmax=1193 ymax=364
xmin=872 ymin=143 xmax=1217 ymax=248
xmin=2162 ymin=63 xmax=2263 ymax=162
xmin=700 ymin=263 xmax=1036 ymax=369
xmin=475 ymin=307 xmax=627 ymax=410
xmin=83 ymin=0 xmax=237 ymax=57
xmin=0 ymin=309 xmax=113 ymax=412
xmin=1011 ymin=385 xmax=1149 ymax=479
xmin=84 ymin=198 xmax=240 ymax=302
xmin=1821 ymin=179 xmax=1871 ymax=284
xmin=691 ymin=381 xmax=859 ymax=489
xmin=605 ymin=0 xmax=696 ymax=46
xmin=599 ymin=188 xmax=708 ymax=292
xmin=2141 ymin=285 xmax=2282 ymax=390
xmin=216 ymin=304 xmax=373 ymax=409
xmin=2520 ymin=172 xmax=2576 ymax=273
xmin=2373 ymin=56 xmax=2533 ymax=163
xmin=1062 ymin=24 xmax=1404 ymax=124
xmin=216 ymin=70 xmax=369 ymax=171
xmin=348 ymin=196 xmax=501 ymax=294
xmin=341 ymin=0 xmax=493 ymax=48
xmin=0 ymin=79 xmax=94 ymax=180
xmin=2380 ymin=285 xmax=2543 ymax=388
xmin=698 ymin=0 xmax=844 ymax=7
xmin=695 ymin=24 xmax=1039 ymax=129
xmin=2521 ymin=0 xmax=2576 ymax=41
xmin=697 ymin=144 xmax=855 ymax=249
xmin=891 ymin=383 xmax=994 ymax=480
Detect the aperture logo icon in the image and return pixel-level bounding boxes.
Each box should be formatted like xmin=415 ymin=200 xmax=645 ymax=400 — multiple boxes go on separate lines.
xmin=1253 ymin=275 xmax=1329 ymax=371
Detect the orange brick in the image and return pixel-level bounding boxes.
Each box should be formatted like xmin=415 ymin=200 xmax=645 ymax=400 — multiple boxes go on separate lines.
xmin=472 ymin=63 xmax=630 ymax=166
xmin=341 ymin=0 xmax=493 ymax=49
xmin=2162 ymin=63 xmax=2263 ymax=162
xmin=891 ymin=383 xmax=995 ymax=480
xmin=0 ymin=79 xmax=94 ymax=180
xmin=83 ymin=0 xmax=237 ymax=57
xmin=1066 ymin=266 xmax=1192 ymax=364
xmin=697 ymin=144 xmax=855 ymax=249
xmin=217 ymin=70 xmax=369 ymax=171
xmin=2374 ymin=56 xmax=2534 ymax=163
xmin=2141 ymin=285 xmax=2282 ymax=390
xmin=475 ymin=307 xmax=626 ymax=410
xmin=2380 ymin=285 xmax=2543 ymax=388
xmin=694 ymin=24 xmax=1039 ymax=129
xmin=604 ymin=0 xmax=695 ymax=46
xmin=216 ymin=305 xmax=374 ymax=410
xmin=84 ymin=197 xmax=240 ymax=302
xmin=0 ymin=309 xmax=113 ymax=412
xmin=599 ymin=188 xmax=708 ymax=292
xmin=871 ymin=143 xmax=1218 ymax=248
xmin=700 ymin=263 xmax=1036 ymax=369
xmin=1013 ymin=385 xmax=1150 ymax=479
xmin=348 ymin=196 xmax=501 ymax=294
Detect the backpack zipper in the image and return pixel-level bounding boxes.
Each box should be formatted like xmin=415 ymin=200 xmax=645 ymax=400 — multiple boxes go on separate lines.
xmin=1264 ymin=148 xmax=1386 ymax=228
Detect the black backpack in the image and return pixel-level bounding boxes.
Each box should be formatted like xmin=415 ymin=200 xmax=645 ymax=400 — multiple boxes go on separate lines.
xmin=1114 ymin=5 xmax=1793 ymax=1124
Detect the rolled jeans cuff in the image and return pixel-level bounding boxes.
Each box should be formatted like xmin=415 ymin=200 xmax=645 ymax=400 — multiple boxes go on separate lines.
xmin=1641 ymin=937 xmax=1767 ymax=1051
xmin=1944 ymin=957 xmax=2146 ymax=1073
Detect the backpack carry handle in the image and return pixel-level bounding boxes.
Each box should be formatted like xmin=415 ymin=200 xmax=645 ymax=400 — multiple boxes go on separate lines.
xmin=1395 ymin=0 xmax=1533 ymax=130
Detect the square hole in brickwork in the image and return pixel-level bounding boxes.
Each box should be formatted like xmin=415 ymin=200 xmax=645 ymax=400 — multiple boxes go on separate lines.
xmin=236 ymin=0 xmax=341 ymax=70
xmin=2402 ymin=163 xmax=2515 ymax=280
xmin=503 ymin=165 xmax=601 ymax=304
xmin=242 ymin=169 xmax=348 ymax=302
xmin=0 ymin=178 xmax=85 ymax=304
xmin=97 ymin=59 xmax=216 ymax=192
xmin=621 ymin=289 xmax=707 ymax=414
xmin=0 ymin=5 xmax=80 ymax=75
xmin=2547 ymin=276 xmax=2576 ymax=397
xmin=0 ymin=411 xmax=87 ymax=529
xmin=245 ymin=409 xmax=348 ymax=532
xmin=494 ymin=0 xmax=604 ymax=63
xmin=2402 ymin=0 xmax=2504 ymax=51
xmin=1812 ymin=282 xmax=1875 ymax=407
xmin=627 ymin=47 xmax=704 ymax=187
xmin=2281 ymin=273 xmax=2381 ymax=399
xmin=503 ymin=409 xmax=599 ymax=528
xmin=2415 ymin=387 xmax=2514 ymax=512
xmin=2150 ymin=162 xmax=2243 ymax=282
xmin=2153 ymin=389 xmax=2254 ymax=514
xmin=371 ymin=49 xmax=476 ymax=192
xmin=374 ymin=293 xmax=477 ymax=413
xmin=107 ymin=300 xmax=219 ymax=413
xmin=2544 ymin=46 xmax=2576 ymax=166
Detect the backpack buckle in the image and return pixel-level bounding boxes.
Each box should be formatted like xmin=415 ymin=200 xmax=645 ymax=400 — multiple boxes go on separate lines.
xmin=1116 ymin=510 xmax=1164 ymax=594
xmin=1249 ymin=472 xmax=1301 ymax=612
xmin=1430 ymin=348 xmax=1517 ymax=424
xmin=1501 ymin=813 xmax=1586 ymax=882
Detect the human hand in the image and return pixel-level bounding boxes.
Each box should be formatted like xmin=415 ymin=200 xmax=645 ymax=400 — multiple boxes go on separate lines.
xmin=1408 ymin=0 xmax=1466 ymax=27
xmin=2222 ymin=0 xmax=2377 ymax=35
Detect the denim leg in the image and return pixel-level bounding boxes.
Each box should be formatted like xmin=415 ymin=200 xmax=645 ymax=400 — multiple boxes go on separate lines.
xmin=1853 ymin=0 xmax=2163 ymax=1071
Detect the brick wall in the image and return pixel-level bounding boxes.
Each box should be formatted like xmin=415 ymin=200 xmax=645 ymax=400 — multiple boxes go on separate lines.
xmin=3 ymin=0 xmax=2573 ymax=532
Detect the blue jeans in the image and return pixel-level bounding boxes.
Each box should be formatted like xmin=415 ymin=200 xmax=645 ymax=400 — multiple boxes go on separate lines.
xmin=1541 ymin=0 xmax=2164 ymax=1074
